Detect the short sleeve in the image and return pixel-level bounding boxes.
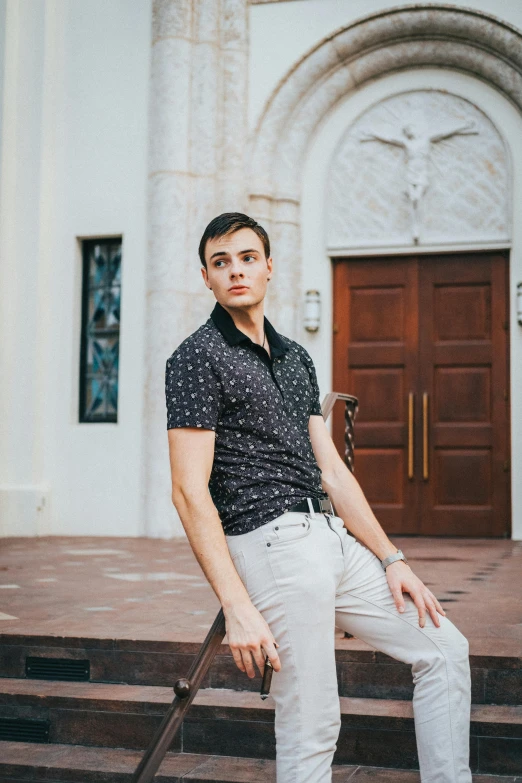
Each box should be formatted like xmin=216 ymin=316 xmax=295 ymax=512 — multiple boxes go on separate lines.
xmin=298 ymin=346 xmax=323 ymax=417
xmin=165 ymin=345 xmax=224 ymax=431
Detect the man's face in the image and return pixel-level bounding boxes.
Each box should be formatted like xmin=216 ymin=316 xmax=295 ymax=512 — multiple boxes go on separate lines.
xmin=201 ymin=227 xmax=273 ymax=310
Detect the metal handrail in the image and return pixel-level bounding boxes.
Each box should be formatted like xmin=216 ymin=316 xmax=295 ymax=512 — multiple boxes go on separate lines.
xmin=132 ymin=391 xmax=359 ymax=782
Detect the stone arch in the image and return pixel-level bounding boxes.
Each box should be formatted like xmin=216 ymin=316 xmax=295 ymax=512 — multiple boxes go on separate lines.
xmin=249 ymin=4 xmax=522 ymax=203
xmin=247 ymin=4 xmax=522 ymax=334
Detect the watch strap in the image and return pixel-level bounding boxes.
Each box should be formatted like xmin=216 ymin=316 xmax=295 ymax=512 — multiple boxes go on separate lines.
xmin=381 ymin=549 xmax=407 ymax=571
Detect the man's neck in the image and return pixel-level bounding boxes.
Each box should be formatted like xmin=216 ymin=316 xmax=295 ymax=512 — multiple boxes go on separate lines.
xmin=220 ymin=301 xmax=266 ymax=347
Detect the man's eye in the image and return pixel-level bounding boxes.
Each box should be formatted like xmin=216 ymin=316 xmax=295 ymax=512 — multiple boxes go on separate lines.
xmin=244 ymin=255 xmax=255 ymax=262
xmin=215 ymin=260 xmax=225 ymax=267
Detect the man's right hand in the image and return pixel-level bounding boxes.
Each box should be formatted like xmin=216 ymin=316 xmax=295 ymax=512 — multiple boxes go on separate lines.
xmin=224 ymin=599 xmax=281 ymax=678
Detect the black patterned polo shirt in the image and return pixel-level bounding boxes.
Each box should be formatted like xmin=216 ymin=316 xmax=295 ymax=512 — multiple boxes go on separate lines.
xmin=165 ymin=300 xmax=328 ymax=535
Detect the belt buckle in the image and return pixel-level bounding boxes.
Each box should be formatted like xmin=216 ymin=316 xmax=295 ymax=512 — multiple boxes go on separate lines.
xmin=319 ymin=497 xmax=332 ymax=514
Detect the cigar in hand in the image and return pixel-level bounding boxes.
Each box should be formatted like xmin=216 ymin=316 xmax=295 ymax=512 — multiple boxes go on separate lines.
xmin=260 ymin=654 xmax=274 ymax=699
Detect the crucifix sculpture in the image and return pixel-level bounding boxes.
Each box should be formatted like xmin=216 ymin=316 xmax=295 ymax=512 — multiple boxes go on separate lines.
xmin=359 ymin=119 xmax=478 ymax=242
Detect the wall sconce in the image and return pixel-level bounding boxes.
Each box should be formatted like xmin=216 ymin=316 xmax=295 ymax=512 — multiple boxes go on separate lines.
xmin=304 ymin=289 xmax=321 ymax=332
xmin=518 ymin=282 xmax=522 ymax=326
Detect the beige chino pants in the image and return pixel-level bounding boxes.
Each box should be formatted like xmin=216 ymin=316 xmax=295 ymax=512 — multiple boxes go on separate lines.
xmin=225 ymin=508 xmax=472 ymax=783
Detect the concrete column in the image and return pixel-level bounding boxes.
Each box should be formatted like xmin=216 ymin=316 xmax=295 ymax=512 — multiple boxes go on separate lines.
xmin=143 ymin=0 xmax=249 ymax=537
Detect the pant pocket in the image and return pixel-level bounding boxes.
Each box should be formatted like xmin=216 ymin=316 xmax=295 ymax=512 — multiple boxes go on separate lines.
xmin=263 ymin=513 xmax=312 ymax=547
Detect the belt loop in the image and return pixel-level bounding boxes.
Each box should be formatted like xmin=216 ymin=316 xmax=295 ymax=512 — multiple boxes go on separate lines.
xmin=306 ymin=497 xmax=317 ymax=518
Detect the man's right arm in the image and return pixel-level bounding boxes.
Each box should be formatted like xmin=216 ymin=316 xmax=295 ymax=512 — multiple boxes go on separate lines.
xmin=167 ymin=426 xmax=281 ymax=677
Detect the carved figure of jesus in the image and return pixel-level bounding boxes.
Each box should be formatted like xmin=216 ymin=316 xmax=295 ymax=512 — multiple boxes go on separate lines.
xmin=359 ymin=120 xmax=478 ymax=242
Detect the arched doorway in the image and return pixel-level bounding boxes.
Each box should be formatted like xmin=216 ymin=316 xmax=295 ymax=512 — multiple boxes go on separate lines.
xmin=326 ymin=88 xmax=511 ymax=537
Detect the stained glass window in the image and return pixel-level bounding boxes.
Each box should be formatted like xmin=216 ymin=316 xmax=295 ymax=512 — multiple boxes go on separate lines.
xmin=79 ymin=239 xmax=122 ymax=423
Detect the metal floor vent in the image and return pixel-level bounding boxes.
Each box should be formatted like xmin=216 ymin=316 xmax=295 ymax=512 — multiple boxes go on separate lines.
xmin=26 ymin=656 xmax=90 ymax=681
xmin=0 ymin=717 xmax=50 ymax=743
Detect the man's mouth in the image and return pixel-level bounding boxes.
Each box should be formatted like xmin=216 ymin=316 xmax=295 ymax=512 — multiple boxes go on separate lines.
xmin=229 ymin=286 xmax=249 ymax=292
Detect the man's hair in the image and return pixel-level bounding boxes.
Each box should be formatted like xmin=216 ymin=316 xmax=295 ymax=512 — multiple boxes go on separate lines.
xmin=198 ymin=212 xmax=270 ymax=269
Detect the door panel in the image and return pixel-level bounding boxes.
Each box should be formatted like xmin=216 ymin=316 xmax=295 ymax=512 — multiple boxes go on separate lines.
xmin=332 ymin=257 xmax=419 ymax=533
xmin=418 ymin=253 xmax=510 ymax=536
xmin=332 ymin=252 xmax=510 ymax=537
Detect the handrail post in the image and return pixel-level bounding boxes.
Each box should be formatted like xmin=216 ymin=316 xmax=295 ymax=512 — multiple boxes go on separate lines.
xmin=132 ymin=610 xmax=226 ymax=782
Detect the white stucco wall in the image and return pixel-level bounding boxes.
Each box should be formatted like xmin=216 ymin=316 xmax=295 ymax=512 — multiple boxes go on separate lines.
xmin=53 ymin=0 xmax=151 ymax=536
xmin=0 ymin=0 xmax=6 ymax=184
xmin=0 ymin=0 xmax=151 ymax=536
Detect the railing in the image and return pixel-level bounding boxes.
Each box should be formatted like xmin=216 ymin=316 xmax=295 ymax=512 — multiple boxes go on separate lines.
xmin=132 ymin=391 xmax=359 ymax=783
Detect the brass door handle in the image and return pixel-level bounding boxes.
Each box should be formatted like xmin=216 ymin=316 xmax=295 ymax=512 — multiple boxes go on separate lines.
xmin=408 ymin=392 xmax=414 ymax=480
xmin=422 ymin=392 xmax=429 ymax=480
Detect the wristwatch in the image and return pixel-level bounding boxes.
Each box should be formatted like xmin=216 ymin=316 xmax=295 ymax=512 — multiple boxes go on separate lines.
xmin=381 ymin=549 xmax=408 ymax=571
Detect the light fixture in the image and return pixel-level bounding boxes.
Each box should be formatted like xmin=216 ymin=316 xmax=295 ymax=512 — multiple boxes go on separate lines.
xmin=304 ymin=289 xmax=321 ymax=332
xmin=517 ymin=282 xmax=522 ymax=326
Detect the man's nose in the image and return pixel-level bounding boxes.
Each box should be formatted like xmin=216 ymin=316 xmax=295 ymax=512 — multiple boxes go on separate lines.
xmin=229 ymin=263 xmax=244 ymax=278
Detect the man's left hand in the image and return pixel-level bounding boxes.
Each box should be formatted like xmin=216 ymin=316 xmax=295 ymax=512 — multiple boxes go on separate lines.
xmin=385 ymin=560 xmax=446 ymax=628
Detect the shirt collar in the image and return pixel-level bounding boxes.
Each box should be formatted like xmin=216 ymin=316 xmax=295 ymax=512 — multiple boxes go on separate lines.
xmin=210 ymin=301 xmax=289 ymax=358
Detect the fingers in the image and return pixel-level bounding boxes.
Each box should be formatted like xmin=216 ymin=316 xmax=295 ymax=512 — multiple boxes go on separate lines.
xmin=390 ymin=586 xmax=405 ymax=614
xmin=240 ymin=648 xmax=256 ymax=679
xmin=411 ymin=592 xmax=427 ymax=627
xmin=389 ymin=576 xmax=447 ymax=629
xmin=230 ymin=647 xmax=247 ymax=674
xmin=412 ymin=590 xmax=444 ymax=628
xmin=431 ymin=592 xmax=447 ymax=617
xmin=231 ymin=638 xmax=281 ymax=678
xmin=423 ymin=594 xmax=441 ymax=628
xmin=260 ymin=640 xmax=281 ymax=674
xmin=252 ymin=638 xmax=281 ymax=677
xmin=426 ymin=590 xmax=447 ymax=625
xmin=229 ymin=642 xmax=257 ymax=678
xmin=412 ymin=586 xmax=448 ymax=628
xmin=391 ymin=586 xmax=431 ymax=628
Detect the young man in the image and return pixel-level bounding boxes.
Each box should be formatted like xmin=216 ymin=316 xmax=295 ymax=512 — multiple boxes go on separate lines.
xmin=165 ymin=213 xmax=472 ymax=783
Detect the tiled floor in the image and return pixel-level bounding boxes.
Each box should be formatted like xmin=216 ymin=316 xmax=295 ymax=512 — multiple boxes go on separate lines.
xmin=0 ymin=535 xmax=521 ymax=656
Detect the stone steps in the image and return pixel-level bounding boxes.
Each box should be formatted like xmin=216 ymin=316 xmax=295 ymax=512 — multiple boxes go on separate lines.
xmin=0 ymin=680 xmax=521 ymax=775
xmin=1 ymin=633 xmax=520 ymax=703
xmin=0 ymin=742 xmax=520 ymax=783
xmin=1 ymin=631 xmax=521 ymax=777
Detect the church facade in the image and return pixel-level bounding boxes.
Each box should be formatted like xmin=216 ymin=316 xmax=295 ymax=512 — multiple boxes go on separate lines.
xmin=0 ymin=0 xmax=520 ymax=540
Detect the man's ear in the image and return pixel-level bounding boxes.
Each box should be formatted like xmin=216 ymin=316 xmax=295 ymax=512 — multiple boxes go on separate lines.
xmin=201 ymin=266 xmax=212 ymax=289
xmin=267 ymin=255 xmax=273 ymax=280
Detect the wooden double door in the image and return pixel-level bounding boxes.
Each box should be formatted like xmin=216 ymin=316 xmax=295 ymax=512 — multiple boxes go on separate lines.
xmin=332 ymin=251 xmax=510 ymax=537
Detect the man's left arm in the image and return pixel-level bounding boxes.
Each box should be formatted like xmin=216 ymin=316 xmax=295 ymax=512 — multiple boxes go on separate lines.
xmin=308 ymin=414 xmax=446 ymax=629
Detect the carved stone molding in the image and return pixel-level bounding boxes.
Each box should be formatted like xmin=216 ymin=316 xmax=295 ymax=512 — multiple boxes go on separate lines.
xmin=249 ymin=5 xmax=522 ymax=203
xmin=326 ymin=90 xmax=510 ymax=249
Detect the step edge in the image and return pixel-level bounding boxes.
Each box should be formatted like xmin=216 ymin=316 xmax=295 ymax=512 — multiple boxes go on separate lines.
xmin=0 ymin=683 xmax=520 ymax=724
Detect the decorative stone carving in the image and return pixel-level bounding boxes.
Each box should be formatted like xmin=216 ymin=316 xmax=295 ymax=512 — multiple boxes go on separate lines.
xmin=250 ymin=6 xmax=522 ymax=199
xmin=327 ymin=91 xmax=509 ymax=249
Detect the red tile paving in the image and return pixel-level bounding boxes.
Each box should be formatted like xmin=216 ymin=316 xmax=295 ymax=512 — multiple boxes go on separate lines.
xmin=0 ymin=535 xmax=521 ymax=657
